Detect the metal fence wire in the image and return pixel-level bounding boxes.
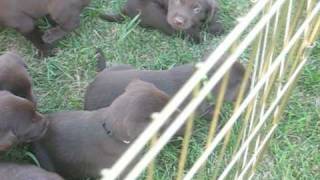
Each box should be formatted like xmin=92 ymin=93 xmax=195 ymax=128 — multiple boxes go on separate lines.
xmin=101 ymin=0 xmax=320 ymax=179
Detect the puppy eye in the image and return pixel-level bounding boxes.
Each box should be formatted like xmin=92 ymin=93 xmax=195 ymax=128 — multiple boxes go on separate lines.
xmin=106 ymin=130 xmax=112 ymax=135
xmin=193 ymin=4 xmax=202 ymax=14
xmin=102 ymin=122 xmax=113 ymax=136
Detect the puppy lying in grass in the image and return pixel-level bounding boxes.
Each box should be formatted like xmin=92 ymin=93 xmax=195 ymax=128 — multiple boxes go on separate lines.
xmin=100 ymin=0 xmax=224 ymax=42
xmin=84 ymin=50 xmax=247 ymax=119
xmin=0 ymin=162 xmax=63 ymax=180
xmin=0 ymin=91 xmax=48 ymax=152
xmin=0 ymin=0 xmax=91 ymax=56
xmin=32 ymin=80 xmax=172 ymax=179
xmin=0 ymin=52 xmax=36 ymax=104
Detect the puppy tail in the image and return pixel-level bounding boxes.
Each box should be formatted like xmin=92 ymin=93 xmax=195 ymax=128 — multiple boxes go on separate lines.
xmin=100 ymin=13 xmax=125 ymax=22
xmin=95 ymin=48 xmax=107 ymax=72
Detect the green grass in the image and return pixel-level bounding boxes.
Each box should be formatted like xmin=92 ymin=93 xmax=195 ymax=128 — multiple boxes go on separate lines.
xmin=0 ymin=0 xmax=319 ymax=179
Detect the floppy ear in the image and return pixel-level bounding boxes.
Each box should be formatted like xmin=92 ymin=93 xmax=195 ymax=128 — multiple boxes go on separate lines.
xmin=125 ymin=82 xmax=170 ymax=140
xmin=206 ymin=0 xmax=224 ymax=35
xmin=6 ymin=51 xmax=28 ymax=69
xmin=0 ymin=131 xmax=18 ymax=151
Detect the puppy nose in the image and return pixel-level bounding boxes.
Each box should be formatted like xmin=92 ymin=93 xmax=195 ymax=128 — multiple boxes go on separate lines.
xmin=174 ymin=16 xmax=185 ymax=26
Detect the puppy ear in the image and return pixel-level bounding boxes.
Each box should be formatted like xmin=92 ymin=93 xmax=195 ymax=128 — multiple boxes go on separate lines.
xmin=206 ymin=0 xmax=224 ymax=35
xmin=223 ymin=62 xmax=250 ymax=102
xmin=206 ymin=0 xmax=218 ymax=21
xmin=125 ymin=79 xmax=157 ymax=92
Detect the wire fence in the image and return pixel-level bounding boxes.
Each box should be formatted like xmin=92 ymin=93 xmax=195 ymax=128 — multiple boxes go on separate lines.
xmin=101 ymin=0 xmax=320 ymax=179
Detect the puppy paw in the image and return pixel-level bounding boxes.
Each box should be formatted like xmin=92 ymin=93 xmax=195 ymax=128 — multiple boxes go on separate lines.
xmin=42 ymin=28 xmax=66 ymax=44
xmin=37 ymin=45 xmax=56 ymax=58
xmin=209 ymin=22 xmax=224 ymax=35
xmin=37 ymin=50 xmax=52 ymax=58
xmin=100 ymin=13 xmax=124 ymax=22
xmin=188 ymin=34 xmax=202 ymax=44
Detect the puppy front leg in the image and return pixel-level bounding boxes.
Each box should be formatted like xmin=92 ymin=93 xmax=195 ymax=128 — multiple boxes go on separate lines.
xmin=42 ymin=12 xmax=81 ymax=44
xmin=185 ymin=26 xmax=202 ymax=43
xmin=15 ymin=16 xmax=52 ymax=57
xmin=208 ymin=20 xmax=224 ymax=35
xmin=23 ymin=27 xmax=53 ymax=57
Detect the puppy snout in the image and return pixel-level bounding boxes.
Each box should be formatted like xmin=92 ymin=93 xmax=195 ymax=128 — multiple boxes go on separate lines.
xmin=174 ymin=16 xmax=186 ymax=27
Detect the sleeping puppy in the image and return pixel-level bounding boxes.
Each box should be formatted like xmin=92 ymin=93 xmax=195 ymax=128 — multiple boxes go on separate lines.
xmin=32 ymin=80 xmax=172 ymax=179
xmin=100 ymin=0 xmax=223 ymax=42
xmin=0 ymin=0 xmax=91 ymax=56
xmin=0 ymin=162 xmax=64 ymax=180
xmin=0 ymin=91 xmax=48 ymax=152
xmin=84 ymin=52 xmax=247 ymax=118
xmin=0 ymin=52 xmax=36 ymax=104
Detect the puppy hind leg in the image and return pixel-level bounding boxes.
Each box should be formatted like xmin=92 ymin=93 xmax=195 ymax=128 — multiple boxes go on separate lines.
xmin=95 ymin=48 xmax=133 ymax=72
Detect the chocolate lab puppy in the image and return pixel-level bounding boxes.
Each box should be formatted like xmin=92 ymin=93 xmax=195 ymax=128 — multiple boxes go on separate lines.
xmin=32 ymin=80 xmax=172 ymax=179
xmin=0 ymin=0 xmax=91 ymax=56
xmin=84 ymin=52 xmax=247 ymax=118
xmin=0 ymin=52 xmax=36 ymax=103
xmin=0 ymin=162 xmax=64 ymax=180
xmin=100 ymin=0 xmax=223 ymax=42
xmin=0 ymin=91 xmax=48 ymax=152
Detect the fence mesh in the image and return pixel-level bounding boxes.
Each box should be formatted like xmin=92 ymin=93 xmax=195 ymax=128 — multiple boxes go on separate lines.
xmin=101 ymin=0 xmax=320 ymax=179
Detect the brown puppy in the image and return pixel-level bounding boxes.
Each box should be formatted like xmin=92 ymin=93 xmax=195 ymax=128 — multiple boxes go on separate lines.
xmin=32 ymin=80 xmax=172 ymax=179
xmin=84 ymin=53 xmax=247 ymax=118
xmin=100 ymin=0 xmax=223 ymax=42
xmin=0 ymin=0 xmax=91 ymax=56
xmin=0 ymin=162 xmax=64 ymax=180
xmin=0 ymin=52 xmax=35 ymax=104
xmin=0 ymin=91 xmax=48 ymax=152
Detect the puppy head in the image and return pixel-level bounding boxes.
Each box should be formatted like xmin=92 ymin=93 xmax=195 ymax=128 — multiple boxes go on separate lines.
xmin=0 ymin=52 xmax=36 ymax=104
xmin=167 ymin=0 xmax=217 ymax=30
xmin=0 ymin=91 xmax=48 ymax=151
xmin=107 ymin=80 xmax=170 ymax=143
xmin=206 ymin=56 xmax=250 ymax=102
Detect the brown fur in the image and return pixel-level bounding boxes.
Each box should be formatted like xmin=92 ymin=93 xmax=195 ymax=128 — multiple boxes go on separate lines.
xmin=84 ymin=53 xmax=248 ymax=119
xmin=0 ymin=52 xmax=35 ymax=103
xmin=100 ymin=0 xmax=223 ymax=43
xmin=0 ymin=163 xmax=64 ymax=180
xmin=0 ymin=91 xmax=48 ymax=152
xmin=32 ymin=80 xmax=172 ymax=179
xmin=0 ymin=0 xmax=91 ymax=56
